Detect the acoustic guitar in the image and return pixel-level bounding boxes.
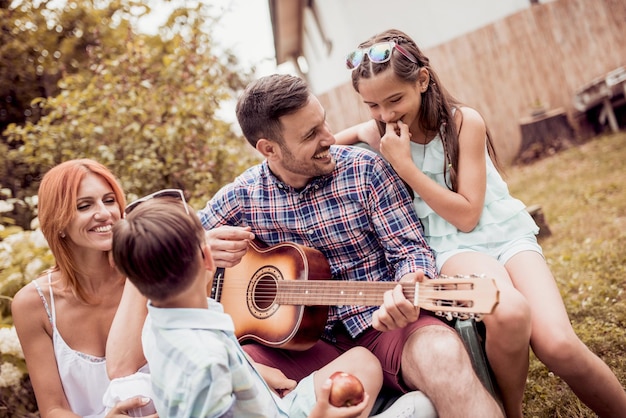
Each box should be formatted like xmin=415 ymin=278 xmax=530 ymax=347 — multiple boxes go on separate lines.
xmin=211 ymin=240 xmax=499 ymax=351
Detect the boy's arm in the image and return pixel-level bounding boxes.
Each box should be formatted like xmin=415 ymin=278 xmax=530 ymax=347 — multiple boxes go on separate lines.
xmin=252 ymin=360 xmax=370 ymax=418
xmin=249 ymin=357 xmax=371 ymax=417
xmin=308 ymin=379 xmax=370 ymax=418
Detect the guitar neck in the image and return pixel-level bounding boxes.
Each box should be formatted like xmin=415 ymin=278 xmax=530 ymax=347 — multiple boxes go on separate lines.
xmin=270 ymin=277 xmax=498 ymax=315
xmin=275 ymin=280 xmax=397 ymax=306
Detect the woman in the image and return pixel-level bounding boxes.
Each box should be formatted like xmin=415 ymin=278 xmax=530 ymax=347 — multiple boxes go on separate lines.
xmin=11 ymin=159 xmax=155 ymax=418
xmin=336 ymin=28 xmax=626 ymax=418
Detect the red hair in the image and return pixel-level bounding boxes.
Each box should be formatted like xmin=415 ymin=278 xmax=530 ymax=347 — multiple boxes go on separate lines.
xmin=38 ymin=159 xmax=126 ymax=303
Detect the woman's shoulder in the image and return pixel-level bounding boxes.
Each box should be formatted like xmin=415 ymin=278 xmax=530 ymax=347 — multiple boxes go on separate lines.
xmin=12 ymin=273 xmax=47 ymax=306
xmin=12 ymin=269 xmax=64 ymax=307
xmin=11 ymin=273 xmax=56 ymax=335
xmin=11 ymin=283 xmax=37 ymax=315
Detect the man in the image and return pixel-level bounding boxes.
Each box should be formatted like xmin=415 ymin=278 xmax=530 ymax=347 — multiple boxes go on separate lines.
xmin=198 ymin=74 xmax=503 ymax=417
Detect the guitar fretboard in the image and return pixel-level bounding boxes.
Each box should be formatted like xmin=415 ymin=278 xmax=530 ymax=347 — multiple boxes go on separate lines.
xmin=274 ymin=280 xmax=403 ymax=306
xmin=262 ymin=278 xmax=493 ymax=313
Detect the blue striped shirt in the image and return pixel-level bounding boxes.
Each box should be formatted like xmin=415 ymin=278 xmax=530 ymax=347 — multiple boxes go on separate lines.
xmin=198 ymin=146 xmax=436 ymax=339
xmin=143 ymin=300 xmax=286 ymax=417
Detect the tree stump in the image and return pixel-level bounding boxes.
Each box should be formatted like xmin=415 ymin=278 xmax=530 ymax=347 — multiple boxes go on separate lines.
xmin=517 ymin=108 xmax=575 ymax=164
xmin=527 ymin=204 xmax=551 ymax=239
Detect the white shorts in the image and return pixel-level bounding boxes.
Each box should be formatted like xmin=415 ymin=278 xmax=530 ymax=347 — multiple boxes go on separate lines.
xmin=435 ymin=234 xmax=543 ymax=272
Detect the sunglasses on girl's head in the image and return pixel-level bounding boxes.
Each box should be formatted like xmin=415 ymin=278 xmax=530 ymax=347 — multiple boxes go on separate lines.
xmin=345 ymin=41 xmax=418 ymax=70
xmin=125 ymin=189 xmax=190 ymax=216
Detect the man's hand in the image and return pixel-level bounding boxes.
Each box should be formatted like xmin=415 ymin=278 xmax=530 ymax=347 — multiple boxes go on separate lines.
xmin=372 ymin=271 xmax=424 ymax=332
xmin=205 ymin=226 xmax=254 ymax=268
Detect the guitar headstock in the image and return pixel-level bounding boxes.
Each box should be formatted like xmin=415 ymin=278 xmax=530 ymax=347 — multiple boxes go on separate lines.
xmin=416 ymin=274 xmax=500 ymax=320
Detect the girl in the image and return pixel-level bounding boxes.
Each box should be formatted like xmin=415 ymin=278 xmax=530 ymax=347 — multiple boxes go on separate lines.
xmin=336 ymin=28 xmax=626 ymax=418
xmin=11 ymin=159 xmax=155 ymax=418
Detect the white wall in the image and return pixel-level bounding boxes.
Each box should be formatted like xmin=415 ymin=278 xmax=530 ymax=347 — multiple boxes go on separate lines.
xmin=301 ymin=0 xmax=547 ymax=94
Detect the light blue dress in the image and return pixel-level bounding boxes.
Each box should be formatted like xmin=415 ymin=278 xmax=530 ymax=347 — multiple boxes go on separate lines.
xmin=409 ymin=132 xmax=539 ymax=269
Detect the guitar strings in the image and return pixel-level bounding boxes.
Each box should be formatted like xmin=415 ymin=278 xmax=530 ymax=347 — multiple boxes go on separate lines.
xmin=214 ymin=280 xmax=484 ymax=310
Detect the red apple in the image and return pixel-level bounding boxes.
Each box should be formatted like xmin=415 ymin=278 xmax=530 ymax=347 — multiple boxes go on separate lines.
xmin=328 ymin=371 xmax=365 ymax=407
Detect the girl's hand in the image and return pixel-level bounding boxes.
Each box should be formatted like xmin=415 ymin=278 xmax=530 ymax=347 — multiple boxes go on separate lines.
xmin=380 ymin=121 xmax=413 ymax=174
xmin=105 ymin=396 xmax=158 ymax=417
xmin=308 ymin=378 xmax=370 ymax=418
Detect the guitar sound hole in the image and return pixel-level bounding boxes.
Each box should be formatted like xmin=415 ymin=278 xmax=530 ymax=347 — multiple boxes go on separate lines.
xmin=253 ymin=275 xmax=278 ymax=310
xmin=247 ymin=265 xmax=282 ymax=319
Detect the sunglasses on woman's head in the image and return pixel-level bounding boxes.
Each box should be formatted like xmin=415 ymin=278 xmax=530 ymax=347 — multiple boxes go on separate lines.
xmin=345 ymin=41 xmax=418 ymax=70
xmin=125 ymin=189 xmax=190 ymax=216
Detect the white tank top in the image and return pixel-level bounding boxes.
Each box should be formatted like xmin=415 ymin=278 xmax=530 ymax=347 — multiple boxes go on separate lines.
xmin=33 ymin=272 xmax=110 ymax=418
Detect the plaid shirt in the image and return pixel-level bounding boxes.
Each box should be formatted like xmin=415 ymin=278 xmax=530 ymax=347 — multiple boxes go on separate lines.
xmin=198 ymin=146 xmax=436 ymax=339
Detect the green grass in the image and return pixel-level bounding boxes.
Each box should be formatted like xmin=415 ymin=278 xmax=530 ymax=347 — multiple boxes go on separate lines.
xmin=504 ymin=132 xmax=626 ymax=417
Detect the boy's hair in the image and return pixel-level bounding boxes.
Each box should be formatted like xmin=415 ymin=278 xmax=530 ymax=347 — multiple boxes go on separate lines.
xmin=112 ymin=198 xmax=205 ymax=301
xmin=235 ymin=73 xmax=311 ymax=147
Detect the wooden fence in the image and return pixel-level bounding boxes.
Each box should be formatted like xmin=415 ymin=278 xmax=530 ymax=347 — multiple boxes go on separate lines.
xmin=318 ymin=0 xmax=626 ymax=165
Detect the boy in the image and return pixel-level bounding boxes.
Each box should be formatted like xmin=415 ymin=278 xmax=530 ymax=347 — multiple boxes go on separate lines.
xmin=111 ymin=194 xmax=383 ymax=417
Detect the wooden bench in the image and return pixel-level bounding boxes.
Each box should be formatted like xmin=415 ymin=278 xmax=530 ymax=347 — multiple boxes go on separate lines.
xmin=574 ymin=66 xmax=626 ymax=134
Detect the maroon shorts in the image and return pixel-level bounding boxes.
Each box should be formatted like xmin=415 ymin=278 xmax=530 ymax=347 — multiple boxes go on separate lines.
xmin=242 ymin=310 xmax=449 ymax=392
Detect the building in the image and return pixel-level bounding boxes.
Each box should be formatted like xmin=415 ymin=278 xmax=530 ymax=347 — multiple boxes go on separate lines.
xmin=268 ymin=0 xmax=626 ymax=164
